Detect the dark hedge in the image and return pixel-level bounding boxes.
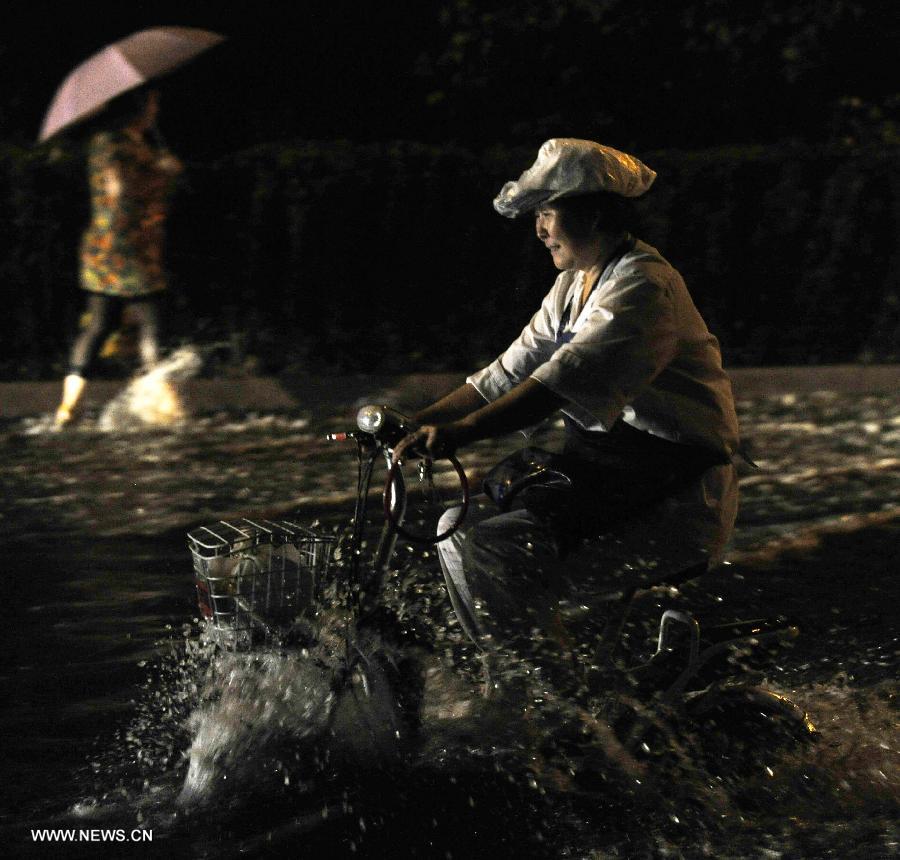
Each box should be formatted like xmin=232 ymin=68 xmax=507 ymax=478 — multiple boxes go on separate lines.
xmin=1 ymin=139 xmax=897 ymax=379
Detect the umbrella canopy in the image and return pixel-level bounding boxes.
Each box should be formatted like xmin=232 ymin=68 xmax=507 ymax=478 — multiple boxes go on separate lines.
xmin=39 ymin=26 xmax=225 ymax=142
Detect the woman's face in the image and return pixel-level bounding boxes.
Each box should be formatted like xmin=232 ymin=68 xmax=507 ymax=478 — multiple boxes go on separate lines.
xmin=534 ymin=204 xmax=597 ymax=272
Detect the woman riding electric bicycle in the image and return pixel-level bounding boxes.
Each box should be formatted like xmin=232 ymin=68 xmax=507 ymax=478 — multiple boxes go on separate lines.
xmin=393 ymin=139 xmax=741 ymax=687
xmin=188 ymin=142 xmax=813 ymax=809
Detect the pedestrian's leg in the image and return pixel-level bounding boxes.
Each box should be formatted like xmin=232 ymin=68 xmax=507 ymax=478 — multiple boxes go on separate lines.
xmin=54 ymin=373 xmax=87 ymax=428
xmin=128 ymin=297 xmax=161 ymax=369
xmin=55 ymin=293 xmax=115 ymax=427
xmin=67 ymin=293 xmax=116 ymax=377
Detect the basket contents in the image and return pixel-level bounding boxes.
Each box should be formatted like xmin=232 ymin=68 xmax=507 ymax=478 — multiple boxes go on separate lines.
xmin=188 ymin=518 xmax=335 ymax=650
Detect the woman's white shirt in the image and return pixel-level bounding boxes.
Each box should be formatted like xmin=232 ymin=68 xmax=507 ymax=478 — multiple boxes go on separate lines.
xmin=466 ymin=239 xmax=741 ymax=562
xmin=467 ymin=239 xmax=740 ymax=457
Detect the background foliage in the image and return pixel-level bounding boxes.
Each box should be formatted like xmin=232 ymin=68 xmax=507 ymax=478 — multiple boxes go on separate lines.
xmin=1 ymin=138 xmax=897 ymax=378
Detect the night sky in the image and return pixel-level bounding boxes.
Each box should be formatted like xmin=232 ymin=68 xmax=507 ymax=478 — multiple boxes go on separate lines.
xmin=5 ymin=0 xmax=897 ymax=155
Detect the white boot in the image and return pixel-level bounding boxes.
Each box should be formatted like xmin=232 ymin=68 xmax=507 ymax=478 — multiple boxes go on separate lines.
xmin=54 ymin=374 xmax=86 ymax=428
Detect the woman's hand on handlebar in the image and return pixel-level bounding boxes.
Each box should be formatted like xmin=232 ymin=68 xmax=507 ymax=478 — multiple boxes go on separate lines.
xmin=392 ymin=423 xmax=467 ymax=463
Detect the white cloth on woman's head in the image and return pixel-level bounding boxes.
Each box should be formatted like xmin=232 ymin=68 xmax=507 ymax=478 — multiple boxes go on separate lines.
xmin=493 ymin=138 xmax=657 ymax=218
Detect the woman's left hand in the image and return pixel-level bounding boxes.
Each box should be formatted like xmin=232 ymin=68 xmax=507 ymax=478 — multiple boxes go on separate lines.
xmin=392 ymin=423 xmax=465 ymax=463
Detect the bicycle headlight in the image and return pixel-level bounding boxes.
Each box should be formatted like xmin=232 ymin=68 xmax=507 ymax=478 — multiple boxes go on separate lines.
xmin=356 ymin=404 xmax=385 ymax=435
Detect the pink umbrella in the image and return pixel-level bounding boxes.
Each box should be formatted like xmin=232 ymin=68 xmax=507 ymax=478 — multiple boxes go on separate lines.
xmin=38 ymin=26 xmax=225 ymax=142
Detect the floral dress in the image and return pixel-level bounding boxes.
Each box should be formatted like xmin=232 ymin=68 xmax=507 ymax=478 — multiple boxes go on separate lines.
xmin=79 ymin=130 xmax=181 ymax=297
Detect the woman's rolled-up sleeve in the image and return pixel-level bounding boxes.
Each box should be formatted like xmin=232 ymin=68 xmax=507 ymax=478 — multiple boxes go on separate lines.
xmin=466 ymin=279 xmax=563 ymax=402
xmin=531 ymin=267 xmax=678 ymax=430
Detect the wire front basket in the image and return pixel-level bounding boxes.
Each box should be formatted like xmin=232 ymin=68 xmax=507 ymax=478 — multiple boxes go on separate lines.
xmin=188 ymin=518 xmax=336 ymax=650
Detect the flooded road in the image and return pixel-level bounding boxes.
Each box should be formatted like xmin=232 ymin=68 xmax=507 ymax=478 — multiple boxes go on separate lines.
xmin=1 ymin=386 xmax=897 ymax=857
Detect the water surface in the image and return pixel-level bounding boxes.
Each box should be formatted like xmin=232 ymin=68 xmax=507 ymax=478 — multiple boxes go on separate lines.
xmin=1 ymin=391 xmax=897 ymax=857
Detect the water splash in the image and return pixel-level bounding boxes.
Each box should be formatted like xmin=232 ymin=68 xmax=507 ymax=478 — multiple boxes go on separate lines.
xmin=177 ymin=649 xmax=338 ymax=805
xmin=64 ymin=589 xmax=897 ymax=858
xmin=98 ymin=346 xmax=203 ymax=432
xmin=177 ymin=614 xmax=418 ymax=809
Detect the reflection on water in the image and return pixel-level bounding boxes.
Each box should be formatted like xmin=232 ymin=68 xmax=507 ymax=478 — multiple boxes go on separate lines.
xmin=0 ymin=391 xmax=897 ymax=856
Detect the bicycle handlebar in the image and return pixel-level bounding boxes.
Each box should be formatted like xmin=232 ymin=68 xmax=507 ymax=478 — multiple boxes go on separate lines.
xmin=326 ymin=404 xmax=470 ymax=543
xmin=326 ymin=405 xmax=416 ymax=447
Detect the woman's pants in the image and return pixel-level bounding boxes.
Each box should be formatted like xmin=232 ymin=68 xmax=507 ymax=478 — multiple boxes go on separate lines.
xmin=436 ymin=450 xmax=737 ymax=653
xmin=68 ymin=292 xmax=161 ymax=376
